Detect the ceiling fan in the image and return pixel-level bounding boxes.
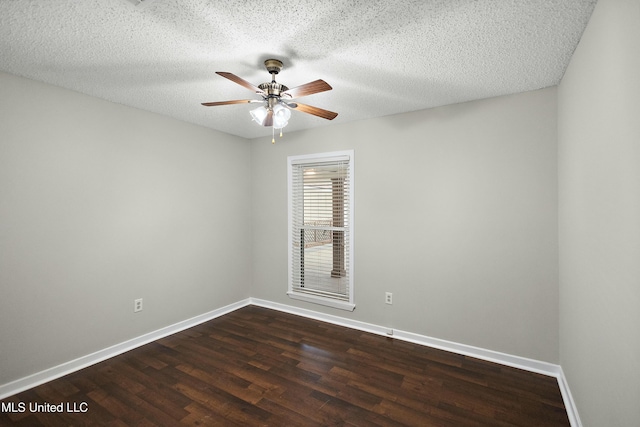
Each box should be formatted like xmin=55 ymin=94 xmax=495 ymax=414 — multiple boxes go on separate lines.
xmin=202 ymin=59 xmax=337 ymax=142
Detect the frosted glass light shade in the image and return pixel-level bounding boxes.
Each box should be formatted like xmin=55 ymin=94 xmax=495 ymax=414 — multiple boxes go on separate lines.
xmin=250 ymin=106 xmax=268 ymax=125
xmin=273 ymin=104 xmax=291 ymax=129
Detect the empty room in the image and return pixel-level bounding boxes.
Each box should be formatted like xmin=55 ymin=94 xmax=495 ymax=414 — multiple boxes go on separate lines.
xmin=1 ymin=0 xmax=638 ymax=426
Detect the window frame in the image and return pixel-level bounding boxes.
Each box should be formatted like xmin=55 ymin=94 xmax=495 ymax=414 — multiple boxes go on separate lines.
xmin=287 ymin=150 xmax=355 ymax=311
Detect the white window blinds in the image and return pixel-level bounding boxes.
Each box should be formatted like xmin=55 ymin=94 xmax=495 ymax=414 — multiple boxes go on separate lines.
xmin=288 ymin=152 xmax=354 ymax=310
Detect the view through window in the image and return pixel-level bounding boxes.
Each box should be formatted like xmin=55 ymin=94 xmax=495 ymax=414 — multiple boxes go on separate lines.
xmin=288 ymin=151 xmax=354 ymax=311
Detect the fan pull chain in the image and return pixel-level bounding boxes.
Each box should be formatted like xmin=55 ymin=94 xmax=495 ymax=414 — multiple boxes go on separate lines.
xmin=272 ymin=126 xmax=275 ymax=144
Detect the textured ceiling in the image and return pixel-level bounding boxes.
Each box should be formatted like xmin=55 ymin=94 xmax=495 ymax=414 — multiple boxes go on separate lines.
xmin=0 ymin=0 xmax=597 ymax=139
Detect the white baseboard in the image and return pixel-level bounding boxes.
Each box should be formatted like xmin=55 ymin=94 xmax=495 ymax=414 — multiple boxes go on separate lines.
xmin=557 ymin=367 xmax=583 ymax=427
xmin=250 ymin=297 xmax=581 ymax=427
xmin=0 ymin=297 xmax=581 ymax=427
xmin=250 ymin=298 xmax=560 ymax=376
xmin=0 ymin=299 xmax=251 ymax=400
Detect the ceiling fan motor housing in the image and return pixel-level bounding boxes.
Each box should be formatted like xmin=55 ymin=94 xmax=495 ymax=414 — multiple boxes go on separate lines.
xmin=259 ymin=81 xmax=289 ymax=97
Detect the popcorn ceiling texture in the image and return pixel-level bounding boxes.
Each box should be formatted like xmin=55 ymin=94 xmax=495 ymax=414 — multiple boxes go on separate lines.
xmin=0 ymin=0 xmax=597 ymax=139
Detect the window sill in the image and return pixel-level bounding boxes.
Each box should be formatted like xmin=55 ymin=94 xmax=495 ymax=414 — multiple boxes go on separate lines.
xmin=287 ymin=292 xmax=355 ymax=312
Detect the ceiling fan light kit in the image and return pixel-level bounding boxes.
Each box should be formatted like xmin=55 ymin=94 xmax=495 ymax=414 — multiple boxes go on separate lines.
xmin=202 ymin=59 xmax=337 ymax=143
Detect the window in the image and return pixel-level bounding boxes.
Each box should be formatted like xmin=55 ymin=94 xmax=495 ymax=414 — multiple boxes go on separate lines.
xmin=287 ymin=150 xmax=354 ymax=311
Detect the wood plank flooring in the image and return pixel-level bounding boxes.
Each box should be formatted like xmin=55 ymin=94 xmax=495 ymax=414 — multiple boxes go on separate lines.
xmin=0 ymin=306 xmax=570 ymax=426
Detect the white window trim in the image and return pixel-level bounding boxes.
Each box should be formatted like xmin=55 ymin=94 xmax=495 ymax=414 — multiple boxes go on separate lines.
xmin=287 ymin=150 xmax=355 ymax=311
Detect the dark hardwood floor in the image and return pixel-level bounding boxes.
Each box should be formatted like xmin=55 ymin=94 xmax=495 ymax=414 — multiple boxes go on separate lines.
xmin=0 ymin=306 xmax=570 ymax=426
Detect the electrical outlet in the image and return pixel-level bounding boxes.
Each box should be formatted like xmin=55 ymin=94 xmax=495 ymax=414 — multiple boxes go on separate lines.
xmin=134 ymin=298 xmax=143 ymax=313
xmin=385 ymin=292 xmax=393 ymax=305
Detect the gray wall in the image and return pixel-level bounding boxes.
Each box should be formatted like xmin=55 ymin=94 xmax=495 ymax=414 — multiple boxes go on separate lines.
xmin=558 ymin=0 xmax=640 ymax=425
xmin=252 ymin=87 xmax=559 ymax=363
xmin=0 ymin=72 xmax=252 ymax=385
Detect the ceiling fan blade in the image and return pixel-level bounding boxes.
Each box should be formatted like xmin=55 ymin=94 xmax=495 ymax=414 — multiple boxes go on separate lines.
xmin=292 ymin=102 xmax=338 ymax=120
xmin=201 ymin=99 xmax=260 ymax=106
xmin=282 ymin=79 xmax=332 ymax=99
xmin=263 ymin=109 xmax=273 ymax=127
xmin=216 ymin=72 xmax=265 ymax=95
